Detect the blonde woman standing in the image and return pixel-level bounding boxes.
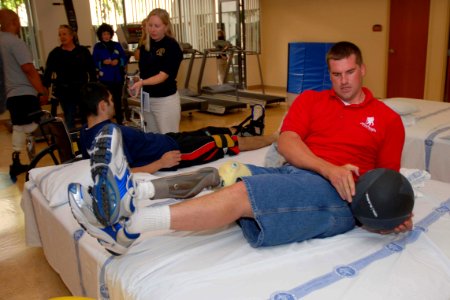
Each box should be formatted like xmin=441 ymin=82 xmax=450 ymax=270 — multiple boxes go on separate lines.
xmin=130 ymin=8 xmax=183 ymax=133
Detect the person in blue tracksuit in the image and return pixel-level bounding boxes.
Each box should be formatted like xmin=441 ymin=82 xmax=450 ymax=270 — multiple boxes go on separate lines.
xmin=93 ymin=23 xmax=128 ymax=124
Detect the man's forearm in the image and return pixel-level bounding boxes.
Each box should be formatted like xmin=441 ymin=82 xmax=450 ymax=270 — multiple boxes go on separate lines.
xmin=131 ymin=160 xmax=164 ymax=174
xmin=278 ymin=131 xmax=334 ymax=177
xmin=22 ymin=63 xmax=47 ymax=95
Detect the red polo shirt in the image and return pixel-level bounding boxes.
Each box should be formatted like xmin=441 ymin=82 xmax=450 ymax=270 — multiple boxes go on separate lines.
xmin=281 ymin=88 xmax=405 ymax=176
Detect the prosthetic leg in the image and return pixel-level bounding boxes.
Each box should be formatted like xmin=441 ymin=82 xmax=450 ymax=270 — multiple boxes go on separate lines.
xmin=151 ymin=167 xmax=220 ymax=199
xmin=69 ymin=167 xmax=221 ymax=255
xmin=69 ymin=123 xmax=222 ymax=255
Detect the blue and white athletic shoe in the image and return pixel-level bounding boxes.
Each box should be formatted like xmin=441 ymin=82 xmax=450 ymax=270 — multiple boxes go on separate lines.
xmin=89 ymin=123 xmax=136 ymax=227
xmin=68 ymin=183 xmax=139 ymax=255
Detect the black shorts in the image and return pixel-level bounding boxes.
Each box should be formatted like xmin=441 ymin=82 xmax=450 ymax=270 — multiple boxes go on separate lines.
xmin=166 ymin=126 xmax=234 ymax=169
xmin=7 ymin=95 xmax=41 ymax=125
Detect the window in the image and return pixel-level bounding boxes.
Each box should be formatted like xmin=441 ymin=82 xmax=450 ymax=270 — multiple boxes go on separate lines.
xmin=89 ymin=0 xmax=260 ymax=53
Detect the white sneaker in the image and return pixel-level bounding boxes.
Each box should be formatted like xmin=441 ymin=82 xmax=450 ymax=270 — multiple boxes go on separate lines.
xmin=89 ymin=123 xmax=136 ymax=226
xmin=68 ymin=183 xmax=139 ymax=255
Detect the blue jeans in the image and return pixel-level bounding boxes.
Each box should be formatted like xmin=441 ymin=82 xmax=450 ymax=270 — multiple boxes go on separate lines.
xmin=238 ymin=164 xmax=355 ymax=247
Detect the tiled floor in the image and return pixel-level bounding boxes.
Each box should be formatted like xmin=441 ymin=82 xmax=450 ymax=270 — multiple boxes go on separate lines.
xmin=0 ymin=93 xmax=288 ymax=299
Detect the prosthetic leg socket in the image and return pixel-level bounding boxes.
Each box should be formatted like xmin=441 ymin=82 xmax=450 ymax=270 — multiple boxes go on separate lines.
xmin=152 ymin=167 xmax=221 ymax=199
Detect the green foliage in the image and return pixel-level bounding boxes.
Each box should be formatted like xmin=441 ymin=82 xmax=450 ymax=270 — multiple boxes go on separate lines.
xmin=0 ymin=0 xmax=24 ymax=10
xmin=96 ymin=0 xmax=123 ymax=21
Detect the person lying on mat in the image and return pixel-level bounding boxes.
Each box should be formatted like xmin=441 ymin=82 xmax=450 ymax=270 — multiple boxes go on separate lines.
xmin=70 ymin=41 xmax=412 ymax=256
xmin=78 ymin=82 xmax=275 ymax=174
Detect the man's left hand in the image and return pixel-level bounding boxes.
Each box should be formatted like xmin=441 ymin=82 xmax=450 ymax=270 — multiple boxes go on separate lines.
xmin=364 ymin=214 xmax=414 ymax=235
xmin=380 ymin=214 xmax=414 ymax=234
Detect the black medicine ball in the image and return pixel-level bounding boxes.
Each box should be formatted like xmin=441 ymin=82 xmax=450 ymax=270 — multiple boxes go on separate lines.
xmin=351 ymin=168 xmax=414 ymax=231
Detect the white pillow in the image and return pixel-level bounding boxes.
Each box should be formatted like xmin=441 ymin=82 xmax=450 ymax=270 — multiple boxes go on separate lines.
xmin=400 ymin=114 xmax=416 ymax=127
xmin=29 ymin=159 xmax=93 ymax=207
xmin=384 ymin=99 xmax=419 ymax=115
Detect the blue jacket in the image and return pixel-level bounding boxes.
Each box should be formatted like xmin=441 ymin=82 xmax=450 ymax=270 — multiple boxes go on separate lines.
xmin=93 ymin=41 xmax=127 ymax=83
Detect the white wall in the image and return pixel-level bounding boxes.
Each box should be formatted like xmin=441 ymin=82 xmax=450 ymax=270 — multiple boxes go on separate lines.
xmin=260 ymin=0 xmax=450 ymax=101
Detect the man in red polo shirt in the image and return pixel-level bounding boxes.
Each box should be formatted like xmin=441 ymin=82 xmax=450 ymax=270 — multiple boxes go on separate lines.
xmin=69 ymin=41 xmax=411 ymax=255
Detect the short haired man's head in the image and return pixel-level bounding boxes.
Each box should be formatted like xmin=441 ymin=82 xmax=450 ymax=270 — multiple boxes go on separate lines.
xmin=80 ymin=82 xmax=112 ymax=117
xmin=326 ymin=41 xmax=363 ymax=69
xmin=0 ymin=9 xmax=20 ymax=34
xmin=327 ymin=41 xmax=366 ymax=104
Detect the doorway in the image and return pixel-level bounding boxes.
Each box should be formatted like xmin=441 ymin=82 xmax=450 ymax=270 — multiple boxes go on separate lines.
xmin=386 ymin=0 xmax=430 ymax=99
xmin=445 ymin=37 xmax=450 ymax=102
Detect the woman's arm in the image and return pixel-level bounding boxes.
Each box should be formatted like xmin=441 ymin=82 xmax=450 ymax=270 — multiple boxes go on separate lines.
xmin=130 ymin=71 xmax=168 ymax=92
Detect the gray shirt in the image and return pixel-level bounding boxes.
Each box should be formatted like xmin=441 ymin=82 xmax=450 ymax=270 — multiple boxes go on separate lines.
xmin=0 ymin=31 xmax=37 ymax=98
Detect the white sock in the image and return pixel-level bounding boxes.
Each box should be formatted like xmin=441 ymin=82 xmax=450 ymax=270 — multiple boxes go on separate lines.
xmin=125 ymin=205 xmax=171 ymax=234
xmin=132 ymin=173 xmax=156 ymax=200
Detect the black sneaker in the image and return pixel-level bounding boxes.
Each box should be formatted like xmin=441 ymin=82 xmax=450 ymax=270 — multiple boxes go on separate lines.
xmin=9 ymin=152 xmax=29 ymax=182
xmin=234 ymin=104 xmax=265 ymax=136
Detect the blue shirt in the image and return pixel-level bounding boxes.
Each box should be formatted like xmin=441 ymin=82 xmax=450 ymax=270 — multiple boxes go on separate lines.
xmin=80 ymin=120 xmax=179 ymax=167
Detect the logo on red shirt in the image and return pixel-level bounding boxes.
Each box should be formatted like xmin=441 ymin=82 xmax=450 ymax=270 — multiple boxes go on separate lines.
xmin=360 ymin=116 xmax=376 ymax=132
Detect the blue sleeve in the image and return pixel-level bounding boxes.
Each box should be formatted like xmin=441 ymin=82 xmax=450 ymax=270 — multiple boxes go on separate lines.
xmin=116 ymin=42 xmax=128 ymax=67
xmin=79 ymin=126 xmax=91 ymax=159
xmin=92 ymin=43 xmax=103 ymax=69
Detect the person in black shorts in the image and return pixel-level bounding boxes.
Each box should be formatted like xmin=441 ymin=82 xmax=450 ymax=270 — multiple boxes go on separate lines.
xmin=0 ymin=9 xmax=49 ymax=181
xmin=79 ymin=82 xmax=274 ymax=174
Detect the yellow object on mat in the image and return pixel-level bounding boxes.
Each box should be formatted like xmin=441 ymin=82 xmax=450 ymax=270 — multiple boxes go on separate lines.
xmin=218 ymin=161 xmax=252 ymax=187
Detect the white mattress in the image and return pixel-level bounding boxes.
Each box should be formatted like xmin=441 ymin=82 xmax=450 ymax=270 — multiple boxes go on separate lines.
xmin=22 ymin=147 xmax=450 ymax=299
xmin=385 ymin=98 xmax=450 ymax=183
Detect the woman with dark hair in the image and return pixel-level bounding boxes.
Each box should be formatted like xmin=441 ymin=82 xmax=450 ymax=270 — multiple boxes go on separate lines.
xmin=43 ymin=24 xmax=97 ymax=130
xmin=93 ymin=23 xmax=128 ymax=124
